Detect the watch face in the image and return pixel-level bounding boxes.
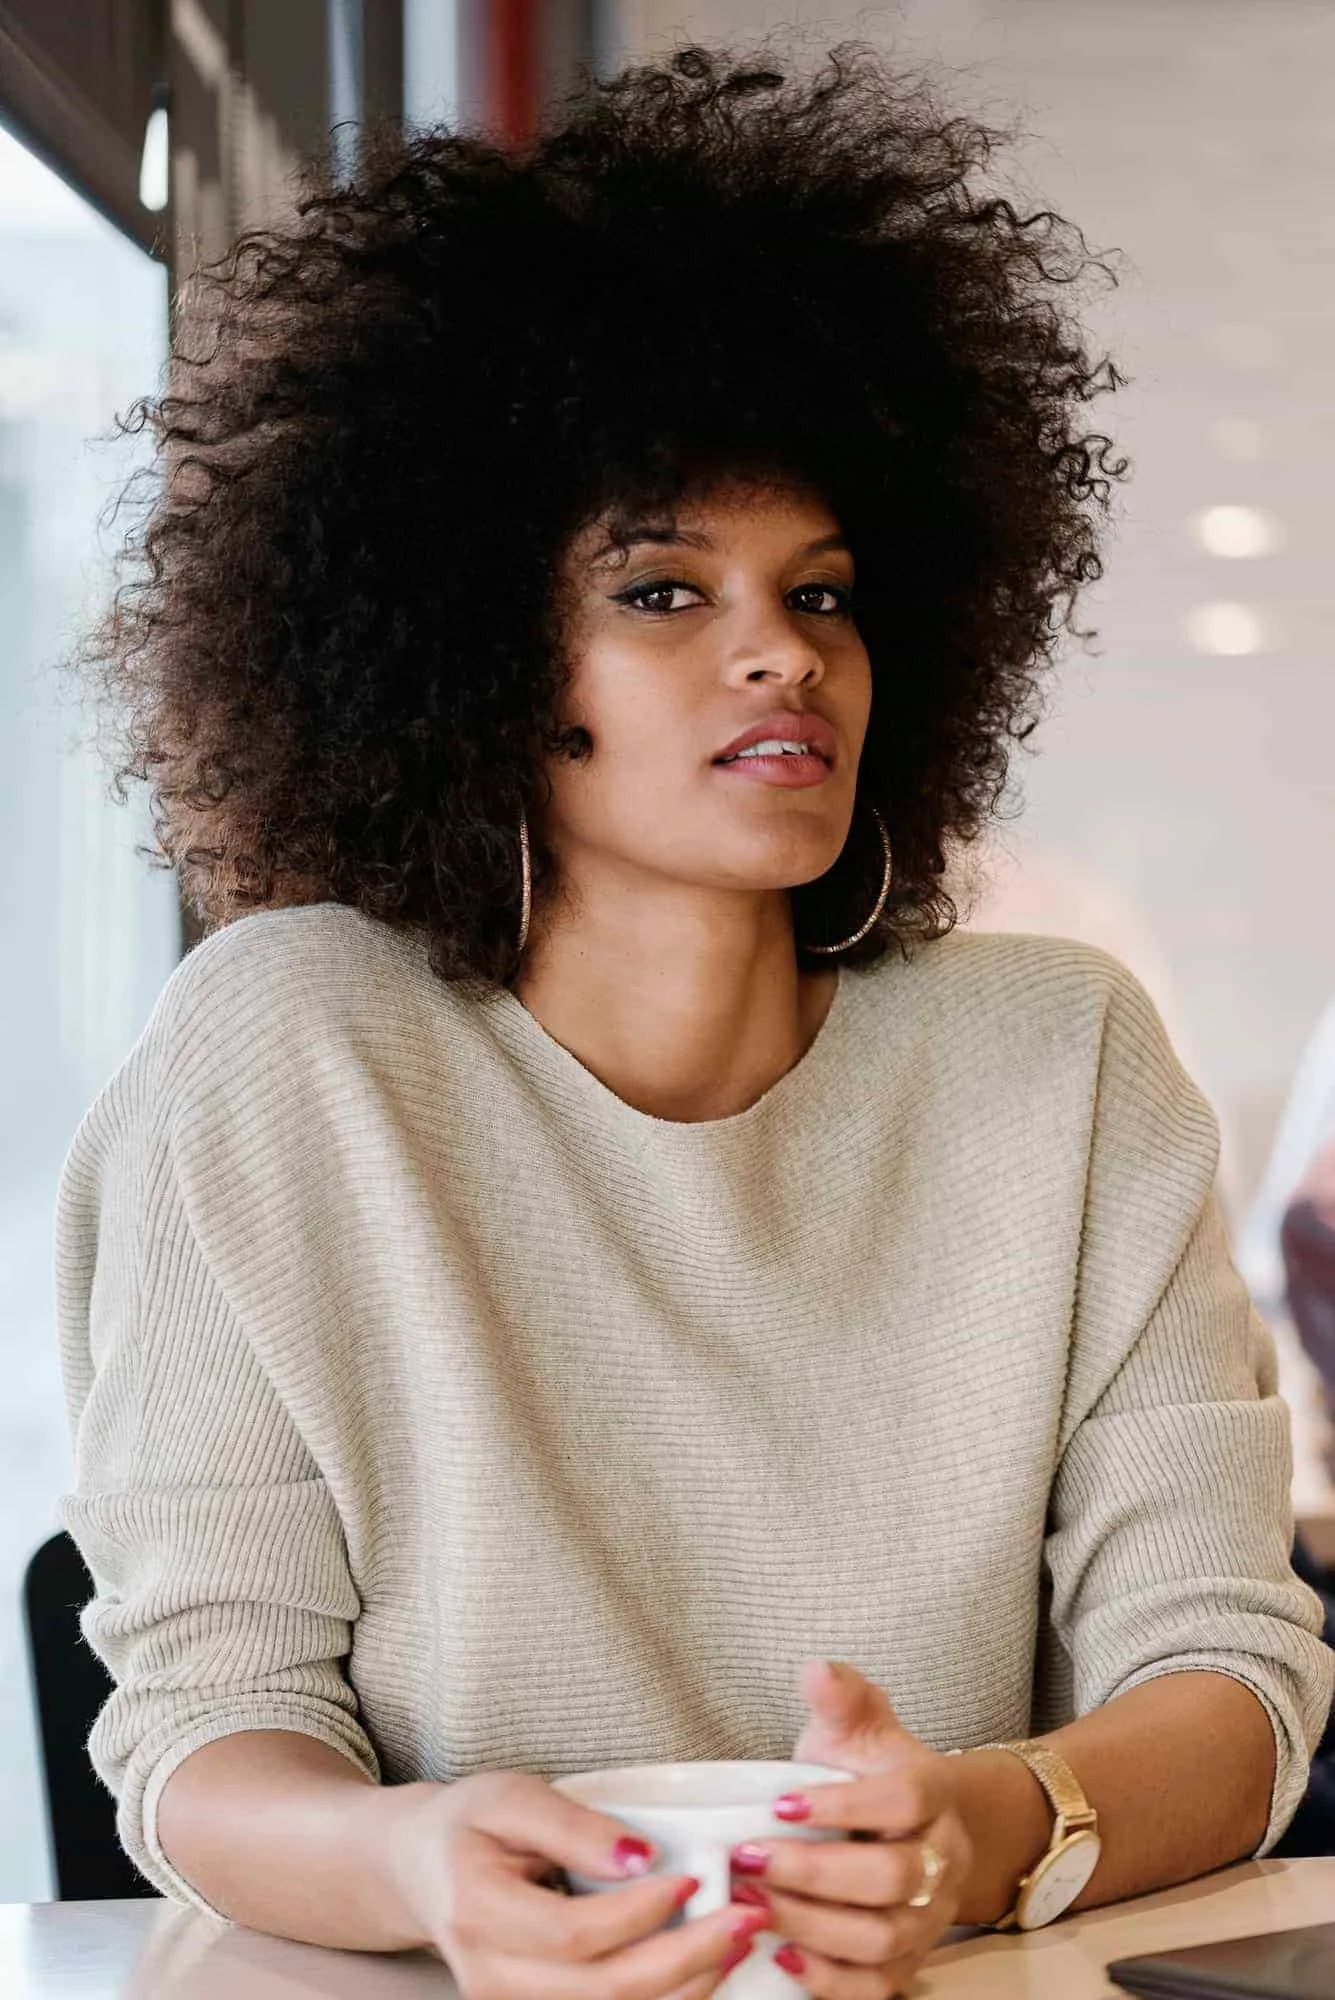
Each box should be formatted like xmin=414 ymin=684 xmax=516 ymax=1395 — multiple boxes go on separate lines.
xmin=1016 ymin=1832 xmax=1102 ymax=1930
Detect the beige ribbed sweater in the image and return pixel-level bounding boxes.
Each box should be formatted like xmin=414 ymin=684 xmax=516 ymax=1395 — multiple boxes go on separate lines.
xmin=53 ymin=903 xmax=1334 ymax=1916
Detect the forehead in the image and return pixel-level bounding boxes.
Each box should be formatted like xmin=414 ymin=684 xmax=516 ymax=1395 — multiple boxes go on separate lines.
xmin=573 ymin=477 xmax=845 ymax=568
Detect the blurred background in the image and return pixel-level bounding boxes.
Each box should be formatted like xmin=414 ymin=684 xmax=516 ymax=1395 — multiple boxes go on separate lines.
xmin=2 ymin=0 xmax=1333 ymax=1903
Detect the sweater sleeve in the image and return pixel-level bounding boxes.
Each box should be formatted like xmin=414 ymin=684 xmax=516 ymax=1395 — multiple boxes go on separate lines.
xmin=53 ymin=1052 xmax=382 ymax=1917
xmin=1040 ymin=956 xmax=1335 ymax=1857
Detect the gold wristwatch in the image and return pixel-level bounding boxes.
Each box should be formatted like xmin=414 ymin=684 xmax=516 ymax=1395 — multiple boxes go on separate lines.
xmin=969 ymin=1739 xmax=1102 ymax=1930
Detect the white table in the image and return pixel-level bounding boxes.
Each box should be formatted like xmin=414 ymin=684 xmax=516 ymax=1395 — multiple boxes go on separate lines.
xmin=3 ymin=1857 xmax=1334 ymax=1998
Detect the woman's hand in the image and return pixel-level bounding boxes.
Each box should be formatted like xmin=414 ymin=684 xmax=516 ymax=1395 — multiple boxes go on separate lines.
xmin=725 ymin=1660 xmax=973 ymax=1998
xmin=385 ymin=1767 xmax=769 ymax=1999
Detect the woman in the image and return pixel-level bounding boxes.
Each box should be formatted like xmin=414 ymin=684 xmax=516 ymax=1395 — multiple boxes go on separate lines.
xmin=55 ymin=42 xmax=1333 ymax=2000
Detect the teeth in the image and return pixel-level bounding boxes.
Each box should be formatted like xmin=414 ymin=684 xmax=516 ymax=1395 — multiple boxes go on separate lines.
xmin=726 ymin=740 xmax=814 ymax=760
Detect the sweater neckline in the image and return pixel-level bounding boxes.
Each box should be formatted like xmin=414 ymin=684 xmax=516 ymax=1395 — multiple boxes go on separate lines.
xmin=484 ymin=967 xmax=850 ymax=1139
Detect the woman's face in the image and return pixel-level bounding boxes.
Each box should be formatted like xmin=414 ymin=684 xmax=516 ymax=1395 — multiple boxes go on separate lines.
xmin=542 ymin=478 xmax=874 ymax=939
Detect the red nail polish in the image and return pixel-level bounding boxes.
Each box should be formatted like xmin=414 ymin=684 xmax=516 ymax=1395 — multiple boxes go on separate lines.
xmin=731 ymin=1842 xmax=771 ymax=1874
xmin=721 ymin=1937 xmax=756 ymax=1974
xmin=773 ymin=1793 xmax=812 ymax=1822
xmin=672 ymin=1875 xmax=702 ymax=1908
xmin=731 ymin=1881 xmax=772 ymax=1912
xmin=612 ymin=1835 xmax=655 ymax=1875
xmin=774 ymin=1942 xmax=806 ymax=1975
xmin=730 ymin=1909 xmax=769 ymax=1942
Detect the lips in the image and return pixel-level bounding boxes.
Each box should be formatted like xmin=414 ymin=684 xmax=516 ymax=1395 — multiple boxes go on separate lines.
xmin=712 ymin=710 xmax=837 ymax=766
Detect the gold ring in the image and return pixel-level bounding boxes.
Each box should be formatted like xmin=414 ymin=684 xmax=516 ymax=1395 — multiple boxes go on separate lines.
xmin=906 ymin=1840 xmax=947 ymax=1909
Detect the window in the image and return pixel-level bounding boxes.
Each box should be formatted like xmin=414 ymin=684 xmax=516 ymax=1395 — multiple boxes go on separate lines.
xmin=0 ymin=118 xmax=177 ymax=1903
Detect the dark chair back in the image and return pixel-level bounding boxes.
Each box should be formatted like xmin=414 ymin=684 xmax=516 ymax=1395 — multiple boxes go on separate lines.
xmin=22 ymin=1530 xmax=156 ymax=1899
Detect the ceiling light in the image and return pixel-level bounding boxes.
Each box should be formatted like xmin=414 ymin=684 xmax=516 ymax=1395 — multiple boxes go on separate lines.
xmin=1190 ymin=506 xmax=1280 ymax=558
xmin=139 ymin=87 xmax=169 ymax=212
xmin=1184 ymin=602 xmax=1266 ymax=655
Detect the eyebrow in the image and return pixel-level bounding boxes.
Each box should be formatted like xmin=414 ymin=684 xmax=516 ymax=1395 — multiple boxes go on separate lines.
xmin=589 ymin=526 xmax=852 ymax=564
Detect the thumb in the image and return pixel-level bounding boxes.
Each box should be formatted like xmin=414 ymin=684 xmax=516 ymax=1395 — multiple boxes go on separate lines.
xmin=798 ymin=1658 xmax=910 ymax=1738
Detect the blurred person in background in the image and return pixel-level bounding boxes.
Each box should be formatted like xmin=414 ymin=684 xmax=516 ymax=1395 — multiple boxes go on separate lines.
xmin=1239 ymin=991 xmax=1335 ymax=1571
xmin=1282 ymin=1136 xmax=1335 ymax=1428
xmin=1241 ymin=993 xmax=1335 ymax=1322
xmin=1273 ymin=1133 xmax=1335 ymax=1853
xmin=50 ymin=40 xmax=1334 ymax=1997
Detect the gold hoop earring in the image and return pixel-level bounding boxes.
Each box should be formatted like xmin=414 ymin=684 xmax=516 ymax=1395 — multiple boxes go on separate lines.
xmin=517 ymin=808 xmax=532 ymax=954
xmin=798 ymin=802 xmax=893 ymax=955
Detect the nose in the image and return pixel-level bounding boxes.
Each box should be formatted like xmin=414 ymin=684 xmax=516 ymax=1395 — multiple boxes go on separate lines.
xmin=728 ymin=598 xmax=827 ymax=685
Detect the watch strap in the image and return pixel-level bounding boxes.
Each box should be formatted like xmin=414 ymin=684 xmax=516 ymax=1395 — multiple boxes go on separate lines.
xmin=990 ymin=1738 xmax=1098 ymax=1836
xmin=975 ymin=1739 xmax=1098 ymax=1930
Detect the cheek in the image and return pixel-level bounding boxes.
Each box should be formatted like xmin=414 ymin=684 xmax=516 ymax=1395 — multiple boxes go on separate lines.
xmin=842 ymin=645 xmax=874 ymax=746
xmin=845 ymin=634 xmax=873 ymax=693
xmin=556 ymin=759 xmax=699 ymax=847
xmin=542 ymin=704 xmax=696 ymax=850
xmin=561 ymin=639 xmax=710 ymax=775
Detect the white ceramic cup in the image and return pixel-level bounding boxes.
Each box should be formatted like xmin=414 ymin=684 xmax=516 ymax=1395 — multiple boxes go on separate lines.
xmin=552 ymin=1759 xmax=856 ymax=1998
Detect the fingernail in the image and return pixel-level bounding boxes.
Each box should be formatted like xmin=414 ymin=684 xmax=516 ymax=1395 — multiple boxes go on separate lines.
xmin=672 ymin=1875 xmax=702 ymax=1908
xmin=730 ymin=1881 xmax=772 ymax=1913
xmin=774 ymin=1942 xmax=806 ymax=1976
xmin=720 ymin=1937 xmax=756 ymax=1974
xmin=612 ymin=1835 xmax=655 ymax=1875
xmin=773 ymin=1793 xmax=812 ymax=1822
xmin=730 ymin=1909 xmax=770 ymax=1942
xmin=731 ymin=1842 xmax=772 ymax=1874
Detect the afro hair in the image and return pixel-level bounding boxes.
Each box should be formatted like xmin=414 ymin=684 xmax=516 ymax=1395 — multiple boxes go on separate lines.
xmin=66 ymin=39 xmax=1130 ymax=999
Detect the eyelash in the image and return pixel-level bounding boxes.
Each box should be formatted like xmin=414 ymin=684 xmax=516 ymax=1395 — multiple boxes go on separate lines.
xmin=612 ymin=580 xmax=856 ymax=619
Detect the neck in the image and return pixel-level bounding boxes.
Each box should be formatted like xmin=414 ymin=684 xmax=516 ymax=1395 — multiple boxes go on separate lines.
xmin=507 ymin=909 xmax=838 ymax=1123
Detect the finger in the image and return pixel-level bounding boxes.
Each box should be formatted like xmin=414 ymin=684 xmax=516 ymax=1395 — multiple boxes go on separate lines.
xmin=732 ymin=1808 xmax=961 ymax=1908
xmin=763 ymin=1941 xmax=927 ymax=2000
xmin=472 ymin=1901 xmax=769 ymax=2000
xmin=780 ymin=1763 xmax=949 ymax=1840
xmin=451 ymin=1825 xmax=700 ymax=1959
xmin=751 ymin=1867 xmax=961 ymax=1973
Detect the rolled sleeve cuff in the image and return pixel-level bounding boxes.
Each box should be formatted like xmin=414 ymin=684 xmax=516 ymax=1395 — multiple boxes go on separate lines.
xmin=1101 ymin=1656 xmax=1315 ymax=1858
xmin=106 ymin=1700 xmax=382 ymax=1915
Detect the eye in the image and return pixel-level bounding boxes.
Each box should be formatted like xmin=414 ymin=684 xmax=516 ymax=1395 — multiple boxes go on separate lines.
xmin=609 ymin=579 xmax=856 ymax=618
xmin=612 ymin=579 xmax=705 ymax=616
xmin=789 ymin=583 xmax=855 ymax=616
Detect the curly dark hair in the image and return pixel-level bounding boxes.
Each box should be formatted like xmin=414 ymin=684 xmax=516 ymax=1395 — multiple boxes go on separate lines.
xmin=66 ymin=39 xmax=1130 ymax=1001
